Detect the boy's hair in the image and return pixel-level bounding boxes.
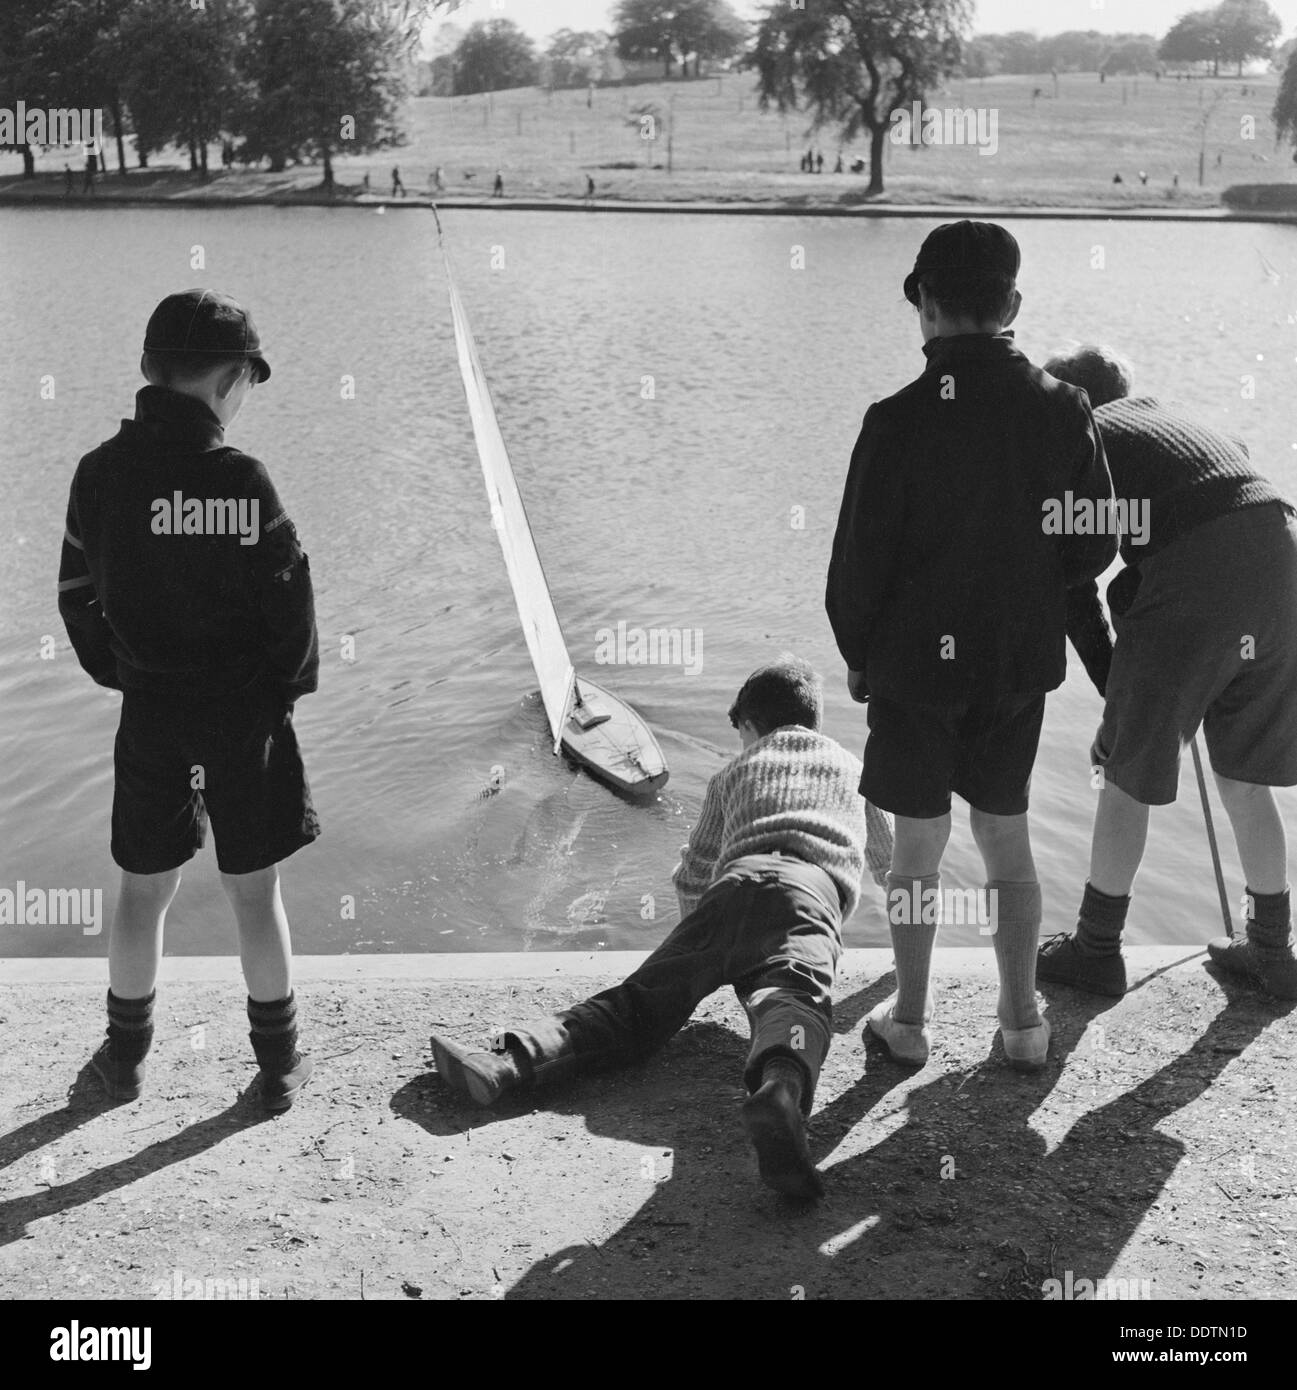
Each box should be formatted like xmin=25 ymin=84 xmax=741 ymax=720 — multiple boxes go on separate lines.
xmin=1042 ymin=345 xmax=1134 ymax=408
xmin=917 ymin=269 xmax=1017 ymax=324
xmin=142 ymin=349 xmax=252 ymax=389
xmin=728 ymin=655 xmax=823 ymax=736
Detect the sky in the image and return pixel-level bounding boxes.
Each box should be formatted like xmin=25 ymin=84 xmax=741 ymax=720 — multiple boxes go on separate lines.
xmin=427 ymin=0 xmax=1297 ymax=46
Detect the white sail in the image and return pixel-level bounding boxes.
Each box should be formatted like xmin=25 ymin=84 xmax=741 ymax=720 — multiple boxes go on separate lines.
xmin=443 ymin=261 xmax=576 ymax=752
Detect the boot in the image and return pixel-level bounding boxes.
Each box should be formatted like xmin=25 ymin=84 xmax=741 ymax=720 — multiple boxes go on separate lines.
xmin=740 ymin=1057 xmax=823 ymax=1201
xmin=429 ymin=1033 xmax=525 ymax=1106
xmin=248 ymin=993 xmax=312 ymax=1112
xmin=1036 ymin=932 xmax=1126 ymax=997
xmin=91 ymin=990 xmax=155 ymax=1102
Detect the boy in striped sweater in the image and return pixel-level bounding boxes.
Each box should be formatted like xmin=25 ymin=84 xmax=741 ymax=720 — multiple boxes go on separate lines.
xmin=431 ymin=657 xmax=878 ymax=1201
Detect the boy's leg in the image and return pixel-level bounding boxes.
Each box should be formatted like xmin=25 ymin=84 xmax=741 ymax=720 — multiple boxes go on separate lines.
xmin=727 ymin=859 xmax=842 ymax=1200
xmin=970 ymin=809 xmax=1044 ymax=1036
xmin=109 ymin=867 xmax=182 ymax=999
xmin=220 ymin=863 xmax=312 ymax=1109
xmin=220 ymin=863 xmax=292 ymax=1003
xmin=1207 ymin=776 xmax=1297 ymax=998
xmin=94 ymin=867 xmax=182 ymax=1100
xmin=1038 ymin=780 xmax=1148 ymax=998
xmin=887 ymin=813 xmax=950 ymax=1025
xmin=432 ymin=885 xmax=734 ymax=1105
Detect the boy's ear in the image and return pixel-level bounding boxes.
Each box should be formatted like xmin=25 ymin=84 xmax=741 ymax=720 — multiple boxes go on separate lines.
xmin=1002 ymin=288 xmax=1023 ymax=329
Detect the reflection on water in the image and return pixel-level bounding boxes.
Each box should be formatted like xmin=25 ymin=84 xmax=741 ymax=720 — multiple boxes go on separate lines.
xmin=1 ymin=206 xmax=1295 ymax=955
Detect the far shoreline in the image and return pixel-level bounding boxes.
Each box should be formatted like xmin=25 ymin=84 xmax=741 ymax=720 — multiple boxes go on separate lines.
xmin=4 ymin=185 xmax=1297 ymax=224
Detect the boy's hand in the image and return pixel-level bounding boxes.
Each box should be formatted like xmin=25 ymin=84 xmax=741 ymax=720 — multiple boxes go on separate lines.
xmin=847 ymin=669 xmax=869 ymax=703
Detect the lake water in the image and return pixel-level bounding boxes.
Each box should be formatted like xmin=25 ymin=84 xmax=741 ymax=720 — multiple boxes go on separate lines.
xmin=2 ymin=206 xmax=1295 ymax=957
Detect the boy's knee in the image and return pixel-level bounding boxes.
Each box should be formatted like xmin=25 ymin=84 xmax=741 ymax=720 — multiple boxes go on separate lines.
xmin=1214 ymin=773 xmax=1265 ymax=803
xmin=219 ymin=864 xmax=280 ymax=902
xmin=119 ymin=867 xmax=181 ymax=901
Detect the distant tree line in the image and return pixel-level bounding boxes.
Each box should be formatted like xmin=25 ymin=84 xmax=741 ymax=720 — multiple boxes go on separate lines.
xmin=0 ymin=0 xmax=448 ymax=182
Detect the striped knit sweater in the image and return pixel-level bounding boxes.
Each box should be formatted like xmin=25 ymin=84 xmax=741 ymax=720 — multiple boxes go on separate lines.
xmin=1094 ymin=396 xmax=1295 ymax=565
xmin=671 ymin=726 xmax=876 ymax=923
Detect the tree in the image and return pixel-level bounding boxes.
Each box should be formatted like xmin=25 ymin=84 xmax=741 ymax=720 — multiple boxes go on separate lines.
xmin=1160 ymin=9 xmax=1222 ymax=73
xmin=0 ymin=0 xmax=134 ymax=178
xmin=115 ymin=0 xmax=249 ymax=179
xmin=239 ymin=0 xmax=408 ymax=187
xmin=452 ymin=19 xmax=538 ymax=94
xmin=546 ymin=28 xmax=608 ymax=88
xmin=1102 ymin=40 xmax=1161 ymax=75
xmin=1214 ymin=0 xmax=1281 ymax=75
xmin=749 ymin=0 xmax=971 ymax=197
xmin=613 ymin=0 xmax=746 ymax=79
xmin=1275 ymin=43 xmax=1297 ymax=152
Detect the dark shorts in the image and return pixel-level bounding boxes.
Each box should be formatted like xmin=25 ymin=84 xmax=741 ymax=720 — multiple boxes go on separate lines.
xmin=861 ymin=691 xmax=1047 ymax=819
xmin=1094 ymin=504 xmax=1297 ymax=805
xmin=111 ymin=684 xmax=320 ymax=876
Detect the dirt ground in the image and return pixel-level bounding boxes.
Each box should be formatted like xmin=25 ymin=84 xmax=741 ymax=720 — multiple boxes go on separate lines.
xmin=0 ymin=949 xmax=1293 ymax=1301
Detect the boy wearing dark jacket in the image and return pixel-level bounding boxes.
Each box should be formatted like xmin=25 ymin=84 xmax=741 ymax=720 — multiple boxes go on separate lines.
xmin=58 ymin=288 xmax=320 ymax=1110
xmin=827 ymin=221 xmax=1118 ymax=1071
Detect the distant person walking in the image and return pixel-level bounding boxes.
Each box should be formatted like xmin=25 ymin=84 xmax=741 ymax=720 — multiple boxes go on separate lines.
xmin=805 ymin=147 xmax=814 ymax=173
xmin=361 ymin=172 xmax=370 ymax=194
xmin=431 ymin=165 xmax=444 ymax=193
xmin=585 ymin=174 xmax=595 ymax=199
xmin=492 ymin=170 xmax=504 ymax=198
xmin=834 ymin=152 xmax=844 ymax=173
xmin=815 ymin=151 xmax=824 ymax=174
xmin=82 ymin=151 xmax=97 ymax=195
xmin=64 ymin=163 xmax=74 ymax=197
xmin=391 ymin=166 xmax=405 ymax=197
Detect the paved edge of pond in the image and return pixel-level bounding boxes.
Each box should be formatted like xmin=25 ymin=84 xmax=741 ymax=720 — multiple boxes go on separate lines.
xmin=2 ymin=944 xmax=1293 ymax=1302
xmin=0 ymin=944 xmax=1204 ymax=983
xmin=3 ymin=187 xmax=1296 ymax=223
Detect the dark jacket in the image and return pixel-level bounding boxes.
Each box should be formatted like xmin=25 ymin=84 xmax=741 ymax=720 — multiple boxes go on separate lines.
xmin=826 ymin=332 xmax=1117 ymax=705
xmin=58 ymin=386 xmax=318 ymax=702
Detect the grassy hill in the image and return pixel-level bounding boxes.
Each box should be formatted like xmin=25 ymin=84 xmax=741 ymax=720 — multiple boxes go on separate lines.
xmin=4 ymin=69 xmax=1295 ymax=209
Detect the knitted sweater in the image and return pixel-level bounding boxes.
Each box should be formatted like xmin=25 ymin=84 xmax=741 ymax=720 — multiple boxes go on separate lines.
xmin=1094 ymin=396 xmax=1294 ymax=565
xmin=671 ymin=727 xmax=870 ymax=922
xmin=1064 ymin=396 xmax=1297 ymax=694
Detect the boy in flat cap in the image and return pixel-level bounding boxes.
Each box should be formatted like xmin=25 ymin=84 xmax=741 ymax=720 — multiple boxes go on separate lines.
xmin=1039 ymin=346 xmax=1297 ymax=1000
xmin=827 ymin=221 xmax=1118 ymax=1071
xmin=58 ymin=288 xmax=320 ymax=1111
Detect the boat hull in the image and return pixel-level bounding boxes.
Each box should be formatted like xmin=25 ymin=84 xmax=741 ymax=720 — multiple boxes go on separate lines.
xmin=558 ymin=676 xmax=669 ymax=796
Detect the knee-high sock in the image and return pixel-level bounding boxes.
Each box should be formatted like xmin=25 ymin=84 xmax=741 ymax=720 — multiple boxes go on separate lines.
xmin=989 ymin=880 xmax=1042 ymax=1031
xmin=887 ymin=872 xmax=940 ymax=1025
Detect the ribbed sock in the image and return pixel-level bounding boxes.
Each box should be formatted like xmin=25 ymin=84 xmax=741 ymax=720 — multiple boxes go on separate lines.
xmin=888 ymin=872 xmax=940 ymax=1025
xmin=106 ymin=989 xmax=155 ymax=1063
xmin=1075 ymin=882 xmax=1131 ymax=957
xmin=1245 ymin=887 xmax=1292 ymax=952
xmin=989 ymin=881 xmax=1043 ymax=1031
xmin=247 ymin=992 xmax=300 ymax=1072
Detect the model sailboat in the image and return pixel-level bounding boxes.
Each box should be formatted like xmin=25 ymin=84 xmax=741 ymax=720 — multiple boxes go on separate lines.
xmin=440 ymin=242 xmax=669 ymax=797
